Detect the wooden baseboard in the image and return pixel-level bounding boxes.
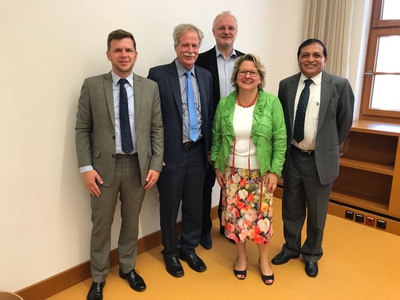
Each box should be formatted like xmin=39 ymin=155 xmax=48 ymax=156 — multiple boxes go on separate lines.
xmin=16 ymin=206 xmax=219 ymax=300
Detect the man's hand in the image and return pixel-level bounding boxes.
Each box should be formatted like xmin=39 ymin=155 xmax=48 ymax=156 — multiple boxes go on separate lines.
xmin=82 ymin=170 xmax=103 ymax=197
xmin=143 ymin=170 xmax=160 ymax=190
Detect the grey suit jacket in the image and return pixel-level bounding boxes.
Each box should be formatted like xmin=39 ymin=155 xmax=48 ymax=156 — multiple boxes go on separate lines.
xmin=75 ymin=72 xmax=164 ymax=186
xmin=278 ymin=71 xmax=354 ymax=185
xmin=148 ymin=61 xmax=213 ymax=173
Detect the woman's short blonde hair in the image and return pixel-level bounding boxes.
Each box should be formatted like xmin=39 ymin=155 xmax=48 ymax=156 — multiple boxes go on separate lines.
xmin=231 ymin=54 xmax=266 ymax=90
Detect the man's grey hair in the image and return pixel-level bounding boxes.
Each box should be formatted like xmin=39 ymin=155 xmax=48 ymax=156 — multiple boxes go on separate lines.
xmin=212 ymin=11 xmax=238 ymax=29
xmin=173 ymin=24 xmax=204 ymax=46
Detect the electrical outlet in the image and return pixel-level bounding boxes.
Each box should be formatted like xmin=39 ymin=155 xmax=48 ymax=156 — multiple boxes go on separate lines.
xmin=377 ymin=219 xmax=386 ymax=229
xmin=345 ymin=210 xmax=354 ymax=220
xmin=355 ymin=214 xmax=364 ymax=223
xmin=366 ymin=216 xmax=375 ymax=226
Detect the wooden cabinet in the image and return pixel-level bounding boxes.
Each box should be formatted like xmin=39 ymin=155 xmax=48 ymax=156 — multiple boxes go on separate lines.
xmin=329 ymin=119 xmax=400 ymax=235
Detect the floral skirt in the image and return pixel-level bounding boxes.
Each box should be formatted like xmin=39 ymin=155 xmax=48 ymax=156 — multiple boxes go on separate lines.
xmin=221 ymin=167 xmax=273 ymax=244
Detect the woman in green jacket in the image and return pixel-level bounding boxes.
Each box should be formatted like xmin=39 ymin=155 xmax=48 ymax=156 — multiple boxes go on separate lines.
xmin=211 ymin=54 xmax=286 ymax=285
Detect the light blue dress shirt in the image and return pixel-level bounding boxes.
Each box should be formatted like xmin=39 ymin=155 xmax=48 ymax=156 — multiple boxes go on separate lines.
xmin=215 ymin=46 xmax=238 ymax=99
xmin=175 ymin=59 xmax=202 ymax=143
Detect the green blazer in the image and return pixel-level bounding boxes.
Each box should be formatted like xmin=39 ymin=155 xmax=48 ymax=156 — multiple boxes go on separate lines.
xmin=211 ymin=89 xmax=286 ymax=176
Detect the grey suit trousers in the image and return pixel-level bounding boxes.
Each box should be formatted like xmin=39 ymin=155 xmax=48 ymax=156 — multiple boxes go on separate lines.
xmin=281 ymin=147 xmax=332 ymax=262
xmin=90 ymin=154 xmax=145 ymax=282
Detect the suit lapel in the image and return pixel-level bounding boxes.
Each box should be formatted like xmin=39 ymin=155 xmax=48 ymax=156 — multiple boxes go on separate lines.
xmin=133 ymin=72 xmax=142 ymax=127
xmin=288 ymin=74 xmax=301 ymax=133
xmin=318 ymin=72 xmax=332 ymax=131
xmin=208 ymin=48 xmax=220 ymax=97
xmin=103 ymin=72 xmax=115 ymax=127
xmin=167 ymin=62 xmax=183 ymax=121
xmin=195 ymin=67 xmax=208 ymax=124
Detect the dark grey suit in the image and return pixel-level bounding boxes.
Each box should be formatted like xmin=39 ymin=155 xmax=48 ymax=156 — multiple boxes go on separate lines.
xmin=75 ymin=72 xmax=163 ymax=281
xmin=278 ymin=71 xmax=354 ymax=262
xmin=148 ymin=61 xmax=213 ymax=257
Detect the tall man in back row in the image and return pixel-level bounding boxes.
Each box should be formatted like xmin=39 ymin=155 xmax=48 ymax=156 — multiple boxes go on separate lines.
xmin=195 ymin=11 xmax=244 ymax=249
xmin=272 ymin=38 xmax=354 ymax=277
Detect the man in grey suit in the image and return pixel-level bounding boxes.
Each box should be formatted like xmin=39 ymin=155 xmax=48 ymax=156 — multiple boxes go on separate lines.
xmin=75 ymin=29 xmax=163 ymax=300
xmin=195 ymin=11 xmax=244 ymax=249
xmin=272 ymin=39 xmax=354 ymax=277
xmin=148 ymin=24 xmax=213 ymax=278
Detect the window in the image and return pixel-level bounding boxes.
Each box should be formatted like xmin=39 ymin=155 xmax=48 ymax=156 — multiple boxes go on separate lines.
xmin=360 ymin=0 xmax=400 ymax=122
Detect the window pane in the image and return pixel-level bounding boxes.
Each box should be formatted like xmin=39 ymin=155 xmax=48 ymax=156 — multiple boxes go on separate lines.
xmin=370 ymin=75 xmax=400 ymax=111
xmin=381 ymin=0 xmax=400 ymax=20
xmin=376 ymin=36 xmax=400 ymax=72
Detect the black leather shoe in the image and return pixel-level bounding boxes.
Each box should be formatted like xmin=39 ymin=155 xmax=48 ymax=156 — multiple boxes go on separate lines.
xmin=200 ymin=232 xmax=212 ymax=250
xmin=164 ymin=256 xmax=184 ymax=277
xmin=87 ymin=281 xmax=105 ymax=300
xmin=179 ymin=251 xmax=207 ymax=272
xmin=119 ymin=269 xmax=146 ymax=292
xmin=271 ymin=251 xmax=300 ymax=265
xmin=219 ymin=226 xmax=225 ymax=236
xmin=305 ymin=262 xmax=318 ymax=277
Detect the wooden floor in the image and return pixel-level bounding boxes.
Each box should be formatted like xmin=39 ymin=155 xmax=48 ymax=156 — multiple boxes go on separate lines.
xmin=47 ymin=198 xmax=400 ymax=300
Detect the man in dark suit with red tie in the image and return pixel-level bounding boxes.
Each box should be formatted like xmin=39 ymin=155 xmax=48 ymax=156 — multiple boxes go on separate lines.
xmin=148 ymin=23 xmax=213 ymax=278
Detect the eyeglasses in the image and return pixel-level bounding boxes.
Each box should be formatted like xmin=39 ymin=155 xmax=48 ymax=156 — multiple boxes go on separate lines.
xmin=216 ymin=26 xmax=237 ymax=32
xmin=238 ymin=70 xmax=259 ymax=77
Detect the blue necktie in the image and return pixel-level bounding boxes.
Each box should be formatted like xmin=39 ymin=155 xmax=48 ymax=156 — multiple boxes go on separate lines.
xmin=186 ymin=71 xmax=199 ymax=142
xmin=293 ymin=79 xmax=313 ymax=143
xmin=118 ymin=78 xmax=133 ymax=154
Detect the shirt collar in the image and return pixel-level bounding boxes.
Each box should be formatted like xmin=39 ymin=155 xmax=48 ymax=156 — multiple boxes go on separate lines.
xmin=215 ymin=45 xmax=237 ymax=59
xmin=300 ymin=72 xmax=322 ymax=86
xmin=175 ymin=59 xmax=196 ymax=77
xmin=111 ymin=71 xmax=134 ymax=86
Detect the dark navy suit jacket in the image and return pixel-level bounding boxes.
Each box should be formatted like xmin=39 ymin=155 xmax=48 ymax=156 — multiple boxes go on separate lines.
xmin=148 ymin=61 xmax=213 ymax=173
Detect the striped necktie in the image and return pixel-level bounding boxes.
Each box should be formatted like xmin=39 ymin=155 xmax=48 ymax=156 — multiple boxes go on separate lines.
xmin=293 ymin=79 xmax=313 ymax=143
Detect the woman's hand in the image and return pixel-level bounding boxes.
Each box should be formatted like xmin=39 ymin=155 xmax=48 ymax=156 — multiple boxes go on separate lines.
xmin=264 ymin=172 xmax=278 ymax=193
xmin=215 ymin=168 xmax=226 ymax=189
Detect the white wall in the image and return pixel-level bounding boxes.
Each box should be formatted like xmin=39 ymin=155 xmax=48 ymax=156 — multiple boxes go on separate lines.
xmin=0 ymin=0 xmax=368 ymax=292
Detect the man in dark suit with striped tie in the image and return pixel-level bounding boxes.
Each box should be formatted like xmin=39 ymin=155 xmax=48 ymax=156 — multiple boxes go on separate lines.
xmin=272 ymin=38 xmax=354 ymax=278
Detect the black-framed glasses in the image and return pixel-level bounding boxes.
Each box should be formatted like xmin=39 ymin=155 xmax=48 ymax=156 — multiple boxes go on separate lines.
xmin=238 ymin=70 xmax=259 ymax=77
